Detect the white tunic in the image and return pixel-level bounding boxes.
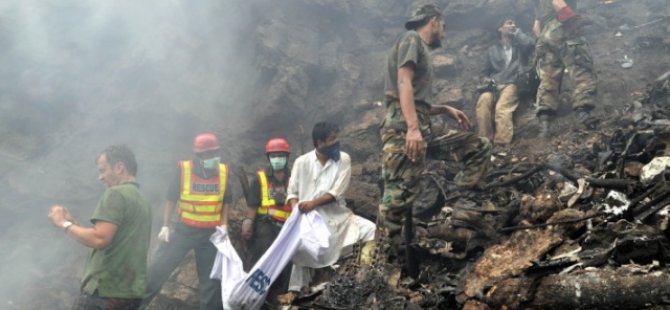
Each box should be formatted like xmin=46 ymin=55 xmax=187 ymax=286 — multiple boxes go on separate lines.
xmin=286 ymin=150 xmax=375 ymax=290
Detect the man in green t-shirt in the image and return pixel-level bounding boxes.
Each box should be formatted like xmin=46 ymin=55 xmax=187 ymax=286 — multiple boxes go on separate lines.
xmin=49 ymin=145 xmax=152 ymax=310
xmin=379 ymin=3 xmax=491 ymax=262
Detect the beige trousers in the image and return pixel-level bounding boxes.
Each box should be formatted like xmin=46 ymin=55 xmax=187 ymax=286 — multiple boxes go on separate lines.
xmin=476 ymin=84 xmax=519 ymax=145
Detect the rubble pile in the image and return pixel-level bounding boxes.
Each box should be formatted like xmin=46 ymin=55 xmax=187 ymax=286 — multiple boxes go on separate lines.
xmin=302 ymin=72 xmax=670 ymax=309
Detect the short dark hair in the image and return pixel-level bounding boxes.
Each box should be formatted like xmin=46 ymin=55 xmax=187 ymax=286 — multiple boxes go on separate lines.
xmin=495 ymin=16 xmax=516 ymax=35
xmin=312 ymin=122 xmax=339 ymax=147
xmin=98 ymin=145 xmax=138 ymax=176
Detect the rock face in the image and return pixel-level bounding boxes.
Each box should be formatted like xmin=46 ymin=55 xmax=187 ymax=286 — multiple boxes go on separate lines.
xmin=2 ymin=0 xmax=670 ymax=308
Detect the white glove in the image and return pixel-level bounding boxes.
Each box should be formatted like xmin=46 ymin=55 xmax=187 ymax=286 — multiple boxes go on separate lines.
xmin=158 ymin=226 xmax=170 ymax=242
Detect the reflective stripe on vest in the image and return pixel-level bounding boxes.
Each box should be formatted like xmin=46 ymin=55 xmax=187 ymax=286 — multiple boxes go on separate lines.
xmin=178 ymin=160 xmax=228 ymax=228
xmin=257 ymin=170 xmax=291 ymax=222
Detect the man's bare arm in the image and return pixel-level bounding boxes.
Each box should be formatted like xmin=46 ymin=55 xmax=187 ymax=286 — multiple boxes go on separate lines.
xmin=552 ymin=0 xmax=568 ymax=11
xmin=221 ymin=203 xmax=230 ymax=227
xmin=67 ymin=221 xmax=118 ymax=250
xmin=429 ymin=105 xmax=471 ymax=130
xmin=49 ymin=205 xmax=117 ymax=250
xmin=398 ymin=66 xmax=419 ymax=131
xmin=398 ymin=65 xmax=423 ymax=162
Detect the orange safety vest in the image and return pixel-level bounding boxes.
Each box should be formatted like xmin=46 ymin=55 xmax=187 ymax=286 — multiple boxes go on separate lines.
xmin=177 ymin=160 xmax=228 ymax=229
xmin=257 ymin=170 xmax=292 ymax=222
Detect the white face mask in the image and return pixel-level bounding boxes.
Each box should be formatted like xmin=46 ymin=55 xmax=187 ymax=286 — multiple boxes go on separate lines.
xmin=270 ymin=156 xmax=287 ymax=170
xmin=202 ymin=157 xmax=221 ymax=169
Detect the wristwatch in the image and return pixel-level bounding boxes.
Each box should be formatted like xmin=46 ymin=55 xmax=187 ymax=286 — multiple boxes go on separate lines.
xmin=62 ymin=221 xmax=74 ymax=232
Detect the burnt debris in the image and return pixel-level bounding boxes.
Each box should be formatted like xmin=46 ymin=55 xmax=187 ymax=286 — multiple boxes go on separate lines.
xmin=297 ymin=73 xmax=670 ymax=309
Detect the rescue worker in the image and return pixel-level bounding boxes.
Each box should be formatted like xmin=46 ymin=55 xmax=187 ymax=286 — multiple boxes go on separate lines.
xmin=140 ymin=132 xmax=232 ymax=310
xmin=241 ymin=137 xmax=293 ymax=308
xmin=476 ymin=16 xmax=535 ymax=145
xmin=379 ymin=3 xmax=491 ymax=237
xmin=534 ymin=0 xmax=597 ymax=137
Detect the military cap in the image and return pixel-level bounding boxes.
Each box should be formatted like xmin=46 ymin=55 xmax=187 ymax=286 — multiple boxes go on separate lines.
xmin=405 ymin=3 xmax=442 ymax=30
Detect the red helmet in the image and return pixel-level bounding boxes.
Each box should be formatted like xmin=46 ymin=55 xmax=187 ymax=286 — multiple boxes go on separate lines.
xmin=193 ymin=133 xmax=220 ymax=153
xmin=265 ymin=138 xmax=290 ymax=154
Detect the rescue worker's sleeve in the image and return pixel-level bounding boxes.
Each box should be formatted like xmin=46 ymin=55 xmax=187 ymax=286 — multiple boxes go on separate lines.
xmin=247 ymin=176 xmax=262 ymax=208
xmin=166 ymin=166 xmax=181 ymax=203
xmin=224 ymin=180 xmax=233 ymax=204
xmin=396 ymin=33 xmax=422 ymax=70
xmin=556 ymin=6 xmax=577 ymax=22
xmin=326 ymin=152 xmax=351 ymax=201
xmin=90 ymin=188 xmax=124 ymax=226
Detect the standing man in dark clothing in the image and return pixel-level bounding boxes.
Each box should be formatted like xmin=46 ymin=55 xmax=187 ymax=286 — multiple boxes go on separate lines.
xmin=241 ymin=138 xmax=293 ymax=307
xmin=534 ymin=0 xmax=597 ymax=137
xmin=49 ymin=145 xmax=151 ymax=310
xmin=476 ymin=17 xmax=535 ymax=145
xmin=379 ymin=3 xmax=492 ymax=235
xmin=141 ymin=132 xmax=232 ymax=310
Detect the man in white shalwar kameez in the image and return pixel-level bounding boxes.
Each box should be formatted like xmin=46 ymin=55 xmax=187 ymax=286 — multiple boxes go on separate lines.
xmin=279 ymin=122 xmax=375 ymax=303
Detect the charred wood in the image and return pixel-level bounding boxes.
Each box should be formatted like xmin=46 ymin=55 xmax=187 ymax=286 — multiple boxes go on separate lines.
xmin=500 ymin=212 xmax=603 ymax=233
xmin=483 ymin=163 xmax=635 ymax=191
xmin=526 ymin=268 xmax=670 ymax=309
xmin=635 ymin=195 xmax=670 ymax=221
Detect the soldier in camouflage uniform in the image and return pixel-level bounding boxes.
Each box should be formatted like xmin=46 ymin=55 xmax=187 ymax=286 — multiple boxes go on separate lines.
xmin=379 ymin=4 xmax=492 ymax=234
xmin=534 ymin=0 xmax=597 ymax=137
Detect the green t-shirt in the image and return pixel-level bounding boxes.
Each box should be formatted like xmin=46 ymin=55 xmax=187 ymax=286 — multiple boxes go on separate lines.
xmin=535 ymin=0 xmax=578 ymax=27
xmin=80 ymin=182 xmax=152 ymax=298
xmin=384 ymin=31 xmax=434 ymax=105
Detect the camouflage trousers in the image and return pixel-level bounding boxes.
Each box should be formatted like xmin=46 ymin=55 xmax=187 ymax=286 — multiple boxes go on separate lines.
xmin=535 ymin=19 xmax=597 ymax=116
xmin=248 ymin=216 xmax=290 ymax=307
xmin=379 ymin=101 xmax=492 ymax=233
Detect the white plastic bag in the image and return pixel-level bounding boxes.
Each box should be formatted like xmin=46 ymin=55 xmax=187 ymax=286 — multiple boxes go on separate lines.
xmin=224 ymin=207 xmax=330 ymax=310
xmin=209 ymin=226 xmax=246 ymax=309
xmin=293 ymin=211 xmax=330 ymax=265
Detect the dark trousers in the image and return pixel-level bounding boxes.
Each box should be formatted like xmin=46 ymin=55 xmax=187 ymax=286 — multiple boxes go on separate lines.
xmin=72 ymin=291 xmax=140 ymax=310
xmin=140 ymin=223 xmax=222 ymax=310
xmin=248 ymin=216 xmax=291 ymax=308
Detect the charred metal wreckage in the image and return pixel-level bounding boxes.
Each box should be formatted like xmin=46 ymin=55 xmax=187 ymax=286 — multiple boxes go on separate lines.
xmin=284 ymin=72 xmax=670 ymax=309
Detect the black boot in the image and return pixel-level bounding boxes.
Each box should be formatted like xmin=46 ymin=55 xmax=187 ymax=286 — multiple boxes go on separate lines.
xmin=539 ymin=114 xmax=550 ymax=138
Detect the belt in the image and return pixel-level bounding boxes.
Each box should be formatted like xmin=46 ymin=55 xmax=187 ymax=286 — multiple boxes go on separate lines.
xmin=258 ymin=215 xmax=284 ymax=228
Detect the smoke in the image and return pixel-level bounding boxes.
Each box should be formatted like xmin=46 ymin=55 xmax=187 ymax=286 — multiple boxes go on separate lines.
xmin=0 ymin=0 xmax=537 ymax=306
xmin=0 ymin=0 xmax=257 ymax=308
xmin=0 ymin=0 xmax=642 ymax=308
